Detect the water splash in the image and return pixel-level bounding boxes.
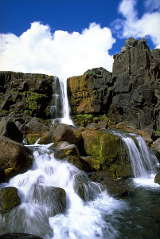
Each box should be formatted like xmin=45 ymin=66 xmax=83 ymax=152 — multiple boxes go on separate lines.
xmin=0 ymin=144 xmax=125 ymax=239
xmin=111 ymin=130 xmax=160 ymax=187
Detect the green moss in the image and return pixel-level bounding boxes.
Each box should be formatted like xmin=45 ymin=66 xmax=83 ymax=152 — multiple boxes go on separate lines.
xmin=25 ymin=133 xmax=40 ymax=144
xmin=22 ymin=91 xmax=47 ymax=116
xmin=82 ymin=129 xmax=131 ymax=177
xmin=154 ymin=129 xmax=160 ymax=137
xmin=72 ymin=114 xmax=113 ymax=127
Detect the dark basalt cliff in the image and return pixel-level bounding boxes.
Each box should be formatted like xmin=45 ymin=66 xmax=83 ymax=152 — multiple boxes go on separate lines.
xmin=68 ymin=38 xmax=160 ymax=131
xmin=0 ymin=71 xmax=62 ymax=125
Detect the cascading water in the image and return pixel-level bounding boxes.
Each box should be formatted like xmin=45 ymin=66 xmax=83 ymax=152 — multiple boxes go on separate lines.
xmin=0 ymin=144 xmax=125 ymax=239
xmin=59 ymin=78 xmax=74 ymax=125
xmin=112 ymin=131 xmax=159 ymax=186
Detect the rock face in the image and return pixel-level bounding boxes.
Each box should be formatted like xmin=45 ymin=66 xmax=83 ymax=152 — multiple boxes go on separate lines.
xmin=68 ymin=38 xmax=160 ymax=131
xmin=0 ymin=136 xmax=33 ymax=180
xmin=81 ymin=129 xmax=131 ymax=178
xmin=0 ymin=71 xmax=62 ymax=123
xmin=0 ymin=187 xmax=21 ymax=213
xmin=0 ymin=117 xmax=23 ymax=143
xmin=68 ymin=67 xmax=113 ymax=114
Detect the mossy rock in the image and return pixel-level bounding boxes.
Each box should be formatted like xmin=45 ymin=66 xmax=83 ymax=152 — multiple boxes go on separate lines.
xmin=72 ymin=114 xmax=113 ymax=128
xmin=82 ymin=129 xmax=131 ymax=178
xmin=25 ymin=133 xmax=40 ymax=144
xmin=0 ymin=187 xmax=21 ymax=213
xmin=22 ymin=91 xmax=48 ymax=116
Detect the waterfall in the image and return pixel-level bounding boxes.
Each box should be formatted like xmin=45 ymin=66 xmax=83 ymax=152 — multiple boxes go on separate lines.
xmin=50 ymin=77 xmax=62 ymax=122
xmin=59 ymin=78 xmax=74 ymax=125
xmin=112 ymin=131 xmax=158 ymax=180
xmin=0 ymin=144 xmax=125 ymax=239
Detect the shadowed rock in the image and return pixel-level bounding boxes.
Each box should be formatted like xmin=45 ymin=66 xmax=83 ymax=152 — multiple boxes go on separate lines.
xmin=0 ymin=187 xmax=21 ymax=213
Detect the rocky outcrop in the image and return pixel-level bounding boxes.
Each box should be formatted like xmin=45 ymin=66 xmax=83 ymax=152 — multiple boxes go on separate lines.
xmin=68 ymin=38 xmax=160 ymax=132
xmin=0 ymin=136 xmax=33 ymax=181
xmin=81 ymin=128 xmax=131 ymax=178
xmin=109 ymin=38 xmax=158 ymax=130
xmin=0 ymin=71 xmax=62 ymax=127
xmin=0 ymin=187 xmax=21 ymax=213
xmin=68 ymin=68 xmax=113 ymax=114
xmin=0 ymin=117 xmax=23 ymax=143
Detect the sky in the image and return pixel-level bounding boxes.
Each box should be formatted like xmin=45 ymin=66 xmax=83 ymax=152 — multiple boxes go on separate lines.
xmin=0 ymin=0 xmax=160 ymax=79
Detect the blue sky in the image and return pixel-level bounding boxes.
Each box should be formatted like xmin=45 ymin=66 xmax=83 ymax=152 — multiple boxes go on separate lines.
xmin=0 ymin=0 xmax=160 ymax=78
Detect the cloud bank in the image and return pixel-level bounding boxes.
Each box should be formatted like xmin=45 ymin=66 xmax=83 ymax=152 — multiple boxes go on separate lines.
xmin=113 ymin=0 xmax=160 ymax=48
xmin=0 ymin=22 xmax=115 ymax=78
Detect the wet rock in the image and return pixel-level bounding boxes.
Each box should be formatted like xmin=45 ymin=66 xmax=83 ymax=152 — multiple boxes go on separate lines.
xmin=0 ymin=233 xmax=42 ymax=239
xmin=30 ymin=185 xmax=66 ymax=216
xmin=0 ymin=187 xmax=21 ymax=213
xmin=114 ymin=122 xmax=153 ymax=145
xmin=73 ymin=172 xmax=102 ymax=201
xmin=0 ymin=136 xmax=33 ymax=181
xmin=81 ymin=128 xmax=132 ymax=178
xmin=54 ymin=141 xmax=88 ymax=170
xmin=154 ymin=172 xmax=160 ymax=184
xmin=0 ymin=117 xmax=23 ymax=143
xmin=89 ymin=170 xmax=131 ymax=198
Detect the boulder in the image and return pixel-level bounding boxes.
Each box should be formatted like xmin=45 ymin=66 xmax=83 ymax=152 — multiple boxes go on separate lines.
xmin=81 ymin=129 xmax=132 ymax=178
xmin=0 ymin=117 xmax=23 ymax=143
xmin=51 ymin=123 xmax=82 ymax=146
xmin=73 ymin=172 xmax=102 ymax=201
xmin=0 ymin=187 xmax=21 ymax=213
xmin=54 ymin=141 xmax=87 ymax=170
xmin=0 ymin=136 xmax=33 ymax=181
xmin=23 ymin=117 xmax=50 ymax=144
xmin=154 ymin=172 xmax=160 ymax=184
xmin=54 ymin=141 xmax=80 ymax=158
xmin=0 ymin=234 xmax=42 ymax=239
xmin=30 ymin=185 xmax=66 ymax=216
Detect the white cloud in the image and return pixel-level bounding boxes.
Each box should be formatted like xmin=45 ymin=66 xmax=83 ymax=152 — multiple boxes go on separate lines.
xmin=0 ymin=22 xmax=115 ymax=79
xmin=114 ymin=0 xmax=160 ymax=48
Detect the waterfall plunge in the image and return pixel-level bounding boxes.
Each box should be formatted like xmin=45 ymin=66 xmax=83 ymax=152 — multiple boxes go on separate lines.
xmin=59 ymin=78 xmax=74 ymax=125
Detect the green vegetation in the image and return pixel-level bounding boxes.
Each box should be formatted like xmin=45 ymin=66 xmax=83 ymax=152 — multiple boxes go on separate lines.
xmin=22 ymin=91 xmax=47 ymax=116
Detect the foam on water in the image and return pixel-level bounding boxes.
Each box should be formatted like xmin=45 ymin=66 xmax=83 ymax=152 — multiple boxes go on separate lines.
xmin=133 ymin=174 xmax=160 ymax=188
xmin=0 ymin=144 xmax=125 ymax=239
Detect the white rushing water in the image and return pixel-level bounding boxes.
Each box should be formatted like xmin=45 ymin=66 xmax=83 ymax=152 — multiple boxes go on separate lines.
xmin=0 ymin=144 xmax=125 ymax=239
xmin=59 ymin=78 xmax=74 ymax=125
xmin=112 ymin=131 xmax=159 ymax=187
